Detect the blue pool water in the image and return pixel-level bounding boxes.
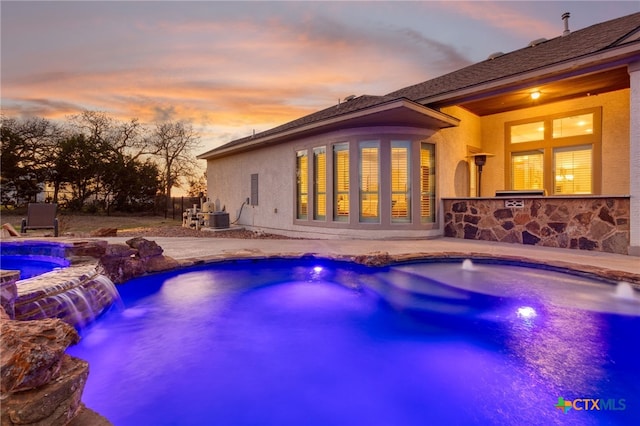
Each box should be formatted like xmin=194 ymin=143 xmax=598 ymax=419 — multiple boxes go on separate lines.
xmin=67 ymin=259 xmax=640 ymax=426
xmin=1 ymin=255 xmax=70 ymax=279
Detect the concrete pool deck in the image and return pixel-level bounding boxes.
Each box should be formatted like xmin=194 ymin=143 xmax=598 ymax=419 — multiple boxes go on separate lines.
xmin=99 ymin=236 xmax=640 ymax=283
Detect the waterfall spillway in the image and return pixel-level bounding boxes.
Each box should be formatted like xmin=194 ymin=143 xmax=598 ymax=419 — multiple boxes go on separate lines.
xmin=14 ymin=266 xmax=122 ymax=329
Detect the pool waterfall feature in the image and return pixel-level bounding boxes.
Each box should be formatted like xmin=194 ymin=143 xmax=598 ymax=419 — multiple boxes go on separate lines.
xmin=0 ymin=238 xmax=181 ymax=426
xmin=1 ymin=240 xmax=116 ymax=328
xmin=0 ymin=238 xmax=180 ymax=329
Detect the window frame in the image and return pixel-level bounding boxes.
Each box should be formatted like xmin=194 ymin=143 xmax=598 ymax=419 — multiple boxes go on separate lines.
xmin=390 ymin=140 xmax=411 ymax=223
xmin=420 ymin=143 xmax=436 ymax=223
xmin=333 ymin=142 xmax=350 ymax=222
xmin=504 ymin=108 xmax=601 ymax=195
xmin=359 ymin=140 xmax=380 ymax=223
xmin=296 ymin=149 xmax=308 ymax=219
xmin=313 ymin=146 xmax=327 ymax=221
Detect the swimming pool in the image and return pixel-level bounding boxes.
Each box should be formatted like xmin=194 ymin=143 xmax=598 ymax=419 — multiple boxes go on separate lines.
xmin=67 ymin=258 xmax=639 ymax=425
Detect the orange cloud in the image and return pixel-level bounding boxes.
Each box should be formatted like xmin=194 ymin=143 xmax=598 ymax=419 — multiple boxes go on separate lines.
xmin=436 ymin=1 xmax=558 ymax=39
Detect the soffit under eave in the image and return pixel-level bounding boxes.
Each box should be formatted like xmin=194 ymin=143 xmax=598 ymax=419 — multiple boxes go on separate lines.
xmin=419 ymin=45 xmax=640 ymax=116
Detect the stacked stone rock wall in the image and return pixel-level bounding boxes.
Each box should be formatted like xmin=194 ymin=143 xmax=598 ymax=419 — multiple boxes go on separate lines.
xmin=0 ymin=311 xmax=95 ymax=426
xmin=443 ymin=197 xmax=630 ymax=254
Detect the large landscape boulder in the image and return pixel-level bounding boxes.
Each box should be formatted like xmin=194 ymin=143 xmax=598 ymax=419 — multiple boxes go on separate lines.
xmin=1 ymin=355 xmax=89 ymax=426
xmin=1 ymin=318 xmax=79 ymax=393
xmin=0 ymin=314 xmax=97 ymax=425
xmin=126 ymin=237 xmax=163 ymax=258
xmin=97 ymin=238 xmax=179 ymax=284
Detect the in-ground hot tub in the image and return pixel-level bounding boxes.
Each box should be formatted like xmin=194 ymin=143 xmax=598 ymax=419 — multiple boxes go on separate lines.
xmin=0 ymin=240 xmax=119 ymax=329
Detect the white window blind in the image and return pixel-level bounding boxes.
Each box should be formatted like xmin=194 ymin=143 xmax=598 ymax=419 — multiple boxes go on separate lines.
xmin=420 ymin=143 xmax=435 ymax=223
xmin=511 ymin=151 xmax=543 ymax=190
xmin=391 ymin=142 xmax=410 ymax=222
xmin=313 ymin=147 xmax=326 ymax=220
xmin=360 ymin=142 xmax=379 ymax=222
xmin=296 ymin=150 xmax=308 ymax=219
xmin=554 ymin=146 xmax=592 ymax=194
xmin=333 ymin=143 xmax=349 ymax=221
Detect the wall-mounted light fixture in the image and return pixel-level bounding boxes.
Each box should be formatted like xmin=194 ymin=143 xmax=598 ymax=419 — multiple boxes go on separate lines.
xmin=530 ymin=91 xmax=541 ymax=100
xmin=470 ymin=152 xmax=495 ymax=197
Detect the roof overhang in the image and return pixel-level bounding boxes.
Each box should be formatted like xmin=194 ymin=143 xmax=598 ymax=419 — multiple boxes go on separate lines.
xmin=424 ymin=42 xmax=640 ymax=116
xmin=198 ymin=98 xmax=459 ymax=160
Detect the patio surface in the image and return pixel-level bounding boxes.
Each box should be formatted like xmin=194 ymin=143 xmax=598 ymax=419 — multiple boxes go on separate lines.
xmin=101 ymin=236 xmax=640 ymax=281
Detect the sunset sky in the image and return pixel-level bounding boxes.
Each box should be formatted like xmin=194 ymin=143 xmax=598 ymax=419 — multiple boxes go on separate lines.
xmin=2 ymin=1 xmax=639 ymax=154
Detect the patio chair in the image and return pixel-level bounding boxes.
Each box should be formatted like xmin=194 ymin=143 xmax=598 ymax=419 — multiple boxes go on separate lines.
xmin=20 ymin=203 xmax=59 ymax=237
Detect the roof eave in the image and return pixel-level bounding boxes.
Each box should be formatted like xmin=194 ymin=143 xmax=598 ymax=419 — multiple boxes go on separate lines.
xmin=198 ymin=99 xmax=459 ymax=160
xmin=419 ymin=41 xmax=640 ymax=107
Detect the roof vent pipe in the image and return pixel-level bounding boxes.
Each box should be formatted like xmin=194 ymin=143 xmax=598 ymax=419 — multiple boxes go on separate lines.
xmin=562 ymin=12 xmax=570 ymax=36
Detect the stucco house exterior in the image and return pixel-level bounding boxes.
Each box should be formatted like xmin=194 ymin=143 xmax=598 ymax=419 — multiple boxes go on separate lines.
xmin=198 ymin=12 xmax=640 ymax=256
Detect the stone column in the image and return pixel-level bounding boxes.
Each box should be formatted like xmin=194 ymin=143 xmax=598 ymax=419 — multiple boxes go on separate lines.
xmin=629 ymin=61 xmax=640 ymax=256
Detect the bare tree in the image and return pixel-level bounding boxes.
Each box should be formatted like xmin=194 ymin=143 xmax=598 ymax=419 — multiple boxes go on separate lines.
xmin=0 ymin=115 xmax=60 ymax=206
xmin=148 ymin=120 xmax=202 ymax=209
xmin=63 ymin=111 xmax=159 ymax=211
xmin=67 ymin=111 xmax=150 ymax=160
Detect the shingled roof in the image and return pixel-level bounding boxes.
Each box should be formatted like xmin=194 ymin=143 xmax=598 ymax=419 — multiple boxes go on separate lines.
xmin=199 ymin=12 xmax=640 ymax=159
xmin=385 ymin=12 xmax=640 ymax=103
xmin=206 ymin=94 xmax=398 ymax=153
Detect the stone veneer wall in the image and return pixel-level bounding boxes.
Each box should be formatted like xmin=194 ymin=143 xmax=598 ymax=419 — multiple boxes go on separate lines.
xmin=442 ymin=196 xmax=630 ymax=255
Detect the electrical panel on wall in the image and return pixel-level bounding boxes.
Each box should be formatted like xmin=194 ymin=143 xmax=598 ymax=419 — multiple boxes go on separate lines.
xmin=251 ymin=174 xmax=258 ymax=206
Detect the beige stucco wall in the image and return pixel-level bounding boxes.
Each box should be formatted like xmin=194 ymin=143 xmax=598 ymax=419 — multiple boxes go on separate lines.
xmin=434 ymin=106 xmax=482 ymax=198
xmin=206 ymin=141 xmax=294 ymax=231
xmin=206 ymin=126 xmax=445 ymax=239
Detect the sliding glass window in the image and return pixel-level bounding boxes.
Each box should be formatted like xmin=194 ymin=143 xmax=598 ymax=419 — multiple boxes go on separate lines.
xmin=359 ymin=141 xmax=379 ymax=223
xmin=333 ymin=143 xmax=349 ymax=221
xmin=313 ymin=147 xmax=326 ymax=220
xmin=296 ymin=150 xmax=308 ymax=220
xmin=391 ymin=141 xmax=410 ymax=223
